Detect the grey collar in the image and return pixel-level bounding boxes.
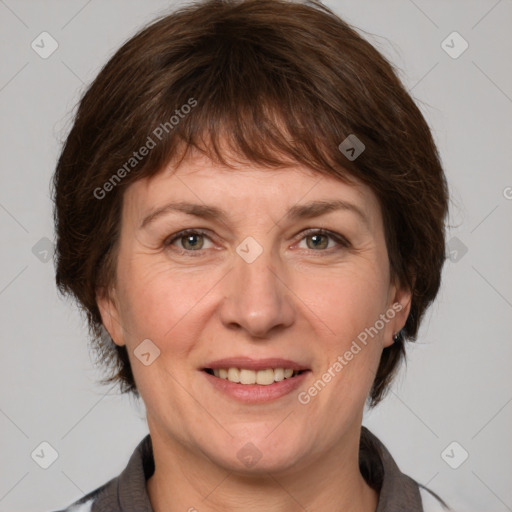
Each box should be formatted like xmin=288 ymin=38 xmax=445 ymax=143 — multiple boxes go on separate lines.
xmin=360 ymin=426 xmax=424 ymax=511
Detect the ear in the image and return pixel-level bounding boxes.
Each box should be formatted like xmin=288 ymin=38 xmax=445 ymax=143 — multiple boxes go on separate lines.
xmin=96 ymin=287 xmax=126 ymax=347
xmin=382 ymin=278 xmax=413 ymax=349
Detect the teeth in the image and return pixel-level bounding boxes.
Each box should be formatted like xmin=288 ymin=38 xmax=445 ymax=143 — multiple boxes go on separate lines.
xmin=273 ymin=368 xmax=284 ymax=382
xmin=240 ymin=369 xmax=257 ymax=384
xmin=227 ymin=368 xmax=240 ymax=382
xmin=211 ymin=368 xmax=300 ymax=385
xmin=254 ymin=369 xmax=274 ymax=385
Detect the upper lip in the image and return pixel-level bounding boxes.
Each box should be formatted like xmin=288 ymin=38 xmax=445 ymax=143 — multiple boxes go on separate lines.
xmin=203 ymin=357 xmax=310 ymax=372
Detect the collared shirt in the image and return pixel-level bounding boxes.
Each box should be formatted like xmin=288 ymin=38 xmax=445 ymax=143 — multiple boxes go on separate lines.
xmin=53 ymin=426 xmax=450 ymax=512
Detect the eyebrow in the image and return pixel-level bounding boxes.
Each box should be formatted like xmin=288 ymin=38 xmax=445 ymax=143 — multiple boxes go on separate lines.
xmin=139 ymin=199 xmax=370 ymax=230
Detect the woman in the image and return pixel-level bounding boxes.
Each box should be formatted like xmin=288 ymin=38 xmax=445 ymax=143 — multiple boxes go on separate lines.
xmin=51 ymin=0 xmax=450 ymax=510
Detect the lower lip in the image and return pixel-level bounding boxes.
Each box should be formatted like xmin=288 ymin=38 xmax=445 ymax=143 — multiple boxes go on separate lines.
xmin=202 ymin=370 xmax=310 ymax=403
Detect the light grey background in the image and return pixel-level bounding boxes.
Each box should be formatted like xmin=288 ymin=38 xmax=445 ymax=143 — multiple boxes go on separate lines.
xmin=1 ymin=1 xmax=511 ymax=511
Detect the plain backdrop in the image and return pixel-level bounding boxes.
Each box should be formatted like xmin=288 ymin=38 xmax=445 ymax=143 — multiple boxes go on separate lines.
xmin=0 ymin=1 xmax=511 ymax=511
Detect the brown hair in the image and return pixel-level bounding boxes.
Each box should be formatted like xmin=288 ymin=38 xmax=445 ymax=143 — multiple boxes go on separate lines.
xmin=52 ymin=0 xmax=449 ymax=407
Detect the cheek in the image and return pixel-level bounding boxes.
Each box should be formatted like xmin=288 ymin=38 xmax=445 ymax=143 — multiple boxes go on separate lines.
xmin=115 ymin=259 xmax=205 ymax=355
xmin=300 ymin=266 xmax=389 ymax=392
xmin=299 ymin=264 xmax=389 ymax=336
xmin=117 ymin=268 xmax=209 ymax=402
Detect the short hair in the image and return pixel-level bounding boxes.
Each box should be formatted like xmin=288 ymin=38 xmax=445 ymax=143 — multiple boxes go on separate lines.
xmin=52 ymin=0 xmax=449 ymax=407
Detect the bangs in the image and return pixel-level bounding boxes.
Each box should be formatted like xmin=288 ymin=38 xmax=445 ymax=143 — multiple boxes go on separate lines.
xmin=109 ymin=15 xmax=362 ymax=187
xmin=162 ymin=94 xmax=355 ymax=183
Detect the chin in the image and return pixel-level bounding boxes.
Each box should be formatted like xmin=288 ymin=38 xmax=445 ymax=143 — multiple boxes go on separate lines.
xmin=218 ymin=451 xmax=302 ymax=476
xmin=205 ymin=436 xmax=306 ymax=475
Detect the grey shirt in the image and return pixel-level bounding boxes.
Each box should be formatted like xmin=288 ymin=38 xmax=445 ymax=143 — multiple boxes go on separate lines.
xmin=54 ymin=426 xmax=448 ymax=512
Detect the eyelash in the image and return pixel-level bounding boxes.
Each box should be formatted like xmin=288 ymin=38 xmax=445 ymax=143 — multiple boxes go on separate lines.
xmin=163 ymin=228 xmax=351 ymax=256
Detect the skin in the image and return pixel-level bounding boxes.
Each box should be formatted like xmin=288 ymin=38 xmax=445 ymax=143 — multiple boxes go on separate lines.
xmin=97 ymin=147 xmax=411 ymax=512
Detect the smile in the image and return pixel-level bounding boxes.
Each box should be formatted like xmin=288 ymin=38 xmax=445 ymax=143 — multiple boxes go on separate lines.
xmin=202 ymin=368 xmax=310 ymax=403
xmin=204 ymin=367 xmax=305 ymax=385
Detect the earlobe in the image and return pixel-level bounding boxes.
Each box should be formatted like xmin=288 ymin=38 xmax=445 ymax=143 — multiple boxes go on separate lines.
xmin=96 ymin=287 xmax=125 ymax=346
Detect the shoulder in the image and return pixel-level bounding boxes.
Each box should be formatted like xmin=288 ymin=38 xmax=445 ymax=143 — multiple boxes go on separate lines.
xmin=49 ymin=480 xmax=107 ymax=512
xmin=360 ymin=426 xmax=453 ymax=511
xmin=49 ymin=498 xmax=94 ymax=512
xmin=420 ymin=486 xmax=453 ymax=512
xmin=49 ymin=434 xmax=153 ymax=512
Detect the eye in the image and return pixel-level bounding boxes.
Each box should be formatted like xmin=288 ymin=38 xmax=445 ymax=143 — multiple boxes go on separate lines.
xmin=164 ymin=229 xmax=214 ymax=254
xmin=163 ymin=228 xmax=350 ymax=256
xmin=296 ymin=228 xmax=350 ymax=252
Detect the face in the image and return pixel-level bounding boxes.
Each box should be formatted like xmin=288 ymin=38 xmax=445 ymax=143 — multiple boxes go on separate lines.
xmin=97 ymin=149 xmax=411 ymax=474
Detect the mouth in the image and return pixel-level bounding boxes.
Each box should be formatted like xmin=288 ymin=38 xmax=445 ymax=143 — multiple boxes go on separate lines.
xmin=201 ymin=357 xmax=311 ymax=402
xmin=202 ymin=367 xmax=308 ymax=385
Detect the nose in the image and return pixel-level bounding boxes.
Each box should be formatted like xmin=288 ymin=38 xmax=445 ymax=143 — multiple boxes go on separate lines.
xmin=218 ymin=245 xmax=296 ymax=339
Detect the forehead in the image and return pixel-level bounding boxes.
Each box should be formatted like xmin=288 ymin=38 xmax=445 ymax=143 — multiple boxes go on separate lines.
xmin=122 ymin=150 xmax=381 ymax=228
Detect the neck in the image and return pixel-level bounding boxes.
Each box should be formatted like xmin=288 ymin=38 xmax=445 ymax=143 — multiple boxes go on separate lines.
xmin=147 ymin=421 xmax=379 ymax=512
